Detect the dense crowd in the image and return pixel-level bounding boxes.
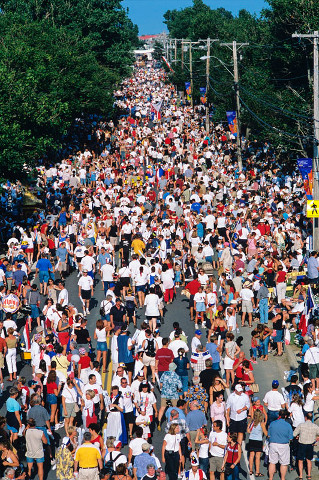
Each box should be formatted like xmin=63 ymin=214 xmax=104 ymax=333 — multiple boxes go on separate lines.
xmin=0 ymin=61 xmax=319 ymax=480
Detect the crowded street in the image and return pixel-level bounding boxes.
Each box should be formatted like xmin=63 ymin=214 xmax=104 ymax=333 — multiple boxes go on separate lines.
xmin=0 ymin=61 xmax=318 ymax=480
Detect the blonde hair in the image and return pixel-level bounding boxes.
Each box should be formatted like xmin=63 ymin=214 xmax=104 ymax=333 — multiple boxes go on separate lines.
xmin=85 ymin=389 xmax=95 ymax=399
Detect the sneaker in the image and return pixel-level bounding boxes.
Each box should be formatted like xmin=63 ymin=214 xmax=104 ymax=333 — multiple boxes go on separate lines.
xmin=202 ymin=322 xmax=207 ymax=329
xmin=77 ymin=272 xmax=81 ymax=277
xmin=250 ymin=359 xmax=258 ymax=364
xmin=51 ymin=463 xmax=57 ymax=471
xmin=86 ymin=308 xmax=90 ymax=315
xmin=290 ymin=328 xmax=296 ymax=332
xmin=157 ymin=424 xmax=161 ymax=431
xmin=51 ymin=459 xmax=56 ymax=466
xmin=195 ymin=324 xmax=199 ymax=329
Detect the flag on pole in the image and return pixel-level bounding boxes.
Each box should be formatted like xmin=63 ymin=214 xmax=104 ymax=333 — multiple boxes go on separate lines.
xmin=297 ymin=158 xmax=313 ymax=199
xmin=23 ymin=318 xmax=31 ymax=351
xmin=299 ymin=286 xmax=316 ymax=336
xmin=226 ymin=111 xmax=238 ymax=137
xmin=185 ymin=82 xmax=192 ymax=102
xmin=161 ymin=56 xmax=174 ymax=72
xmin=200 ymin=87 xmax=207 ymax=105
xmin=151 ymin=100 xmax=163 ymax=120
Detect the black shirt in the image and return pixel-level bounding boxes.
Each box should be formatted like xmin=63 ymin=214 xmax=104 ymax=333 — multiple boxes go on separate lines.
xmin=110 ymin=305 xmax=126 ymax=325
xmin=199 ymin=369 xmax=218 ymax=394
xmin=75 ymin=327 xmax=90 ymax=344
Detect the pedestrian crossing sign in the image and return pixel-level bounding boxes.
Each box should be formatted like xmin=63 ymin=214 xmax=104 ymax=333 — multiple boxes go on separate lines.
xmin=307 ymin=200 xmax=319 ymax=217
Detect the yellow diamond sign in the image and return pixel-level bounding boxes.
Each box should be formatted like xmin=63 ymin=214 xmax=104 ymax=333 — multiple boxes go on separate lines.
xmin=307 ymin=200 xmax=319 ymax=218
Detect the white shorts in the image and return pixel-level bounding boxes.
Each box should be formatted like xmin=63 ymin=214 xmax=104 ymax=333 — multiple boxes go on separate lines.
xmin=269 ymin=443 xmax=290 ymax=465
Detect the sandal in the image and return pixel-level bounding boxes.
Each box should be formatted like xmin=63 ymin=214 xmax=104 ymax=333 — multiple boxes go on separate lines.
xmin=256 ymin=474 xmax=264 ymax=477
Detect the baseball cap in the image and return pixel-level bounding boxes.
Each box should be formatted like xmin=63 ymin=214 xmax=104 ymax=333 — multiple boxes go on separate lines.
xmin=195 ymin=330 xmax=202 ymax=335
xmin=114 ymin=440 xmax=122 ymax=449
xmin=235 ymin=384 xmax=243 ymax=392
xmin=272 ymin=380 xmax=279 ymax=388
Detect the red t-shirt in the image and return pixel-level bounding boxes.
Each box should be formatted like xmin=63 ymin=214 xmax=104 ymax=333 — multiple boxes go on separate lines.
xmin=277 ymin=271 xmax=286 ymax=283
xmin=187 ymin=279 xmax=201 ymax=296
xmin=79 ymin=356 xmax=91 ymax=369
xmin=155 ymin=348 xmax=174 ymax=372
xmin=47 ymin=382 xmax=58 ymax=394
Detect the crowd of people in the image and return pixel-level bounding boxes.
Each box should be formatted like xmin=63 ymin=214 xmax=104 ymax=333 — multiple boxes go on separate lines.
xmin=0 ymin=60 xmax=318 ymax=480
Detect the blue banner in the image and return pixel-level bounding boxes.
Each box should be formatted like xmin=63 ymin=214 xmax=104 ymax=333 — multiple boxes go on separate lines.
xmin=297 ymin=158 xmax=313 ymax=199
xmin=185 ymin=82 xmax=191 ymax=102
xmin=226 ymin=111 xmax=237 ymax=137
xmin=200 ymin=87 xmax=206 ymax=105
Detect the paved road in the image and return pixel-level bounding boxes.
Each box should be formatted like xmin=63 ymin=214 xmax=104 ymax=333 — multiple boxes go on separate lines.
xmin=4 ymin=267 xmax=319 ymax=479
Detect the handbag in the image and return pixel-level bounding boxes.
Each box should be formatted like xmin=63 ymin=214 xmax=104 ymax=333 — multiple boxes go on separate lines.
xmin=251 ymin=383 xmax=259 ymax=393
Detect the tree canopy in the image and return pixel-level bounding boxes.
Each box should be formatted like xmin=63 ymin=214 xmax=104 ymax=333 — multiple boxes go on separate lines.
xmin=0 ymin=0 xmax=138 ymax=178
xmin=163 ymin=0 xmax=315 ymax=158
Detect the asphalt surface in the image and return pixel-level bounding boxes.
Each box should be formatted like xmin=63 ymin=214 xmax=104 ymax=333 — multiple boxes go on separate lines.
xmin=3 ymin=266 xmax=319 ymax=479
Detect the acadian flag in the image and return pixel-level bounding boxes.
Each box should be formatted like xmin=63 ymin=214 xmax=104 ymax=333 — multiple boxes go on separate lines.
xmin=299 ymin=286 xmax=316 ymax=336
xmin=200 ymin=87 xmax=207 ymax=105
xmin=226 ymin=110 xmax=238 ymax=137
xmin=185 ymin=82 xmax=192 ymax=102
xmin=297 ymin=158 xmax=313 ymax=199
xmin=151 ymin=100 xmax=163 ymax=120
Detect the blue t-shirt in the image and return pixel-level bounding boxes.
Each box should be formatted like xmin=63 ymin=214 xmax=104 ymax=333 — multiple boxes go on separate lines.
xmin=206 ymin=343 xmax=220 ymax=363
xmin=6 ymin=397 xmax=20 ymax=413
xmin=186 ymin=409 xmax=207 ymax=431
xmin=56 ymin=247 xmax=68 ymax=262
xmin=268 ymin=418 xmax=293 ymax=444
xmin=36 ymin=258 xmax=53 ymax=272
xmin=165 ymin=406 xmax=186 ymax=421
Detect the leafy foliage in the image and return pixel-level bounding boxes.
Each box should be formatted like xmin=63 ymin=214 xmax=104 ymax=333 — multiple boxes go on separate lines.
xmin=0 ymin=0 xmax=138 ymax=177
xmin=164 ymin=0 xmax=316 ymax=157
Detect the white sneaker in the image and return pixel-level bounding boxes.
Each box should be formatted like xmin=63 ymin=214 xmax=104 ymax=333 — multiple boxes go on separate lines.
xmin=77 ymin=272 xmax=81 ymax=277
xmin=195 ymin=324 xmax=199 ymax=329
xmin=86 ymin=308 xmax=90 ymax=315
xmin=51 ymin=459 xmax=56 ymax=466
xmin=202 ymin=322 xmax=207 ymax=329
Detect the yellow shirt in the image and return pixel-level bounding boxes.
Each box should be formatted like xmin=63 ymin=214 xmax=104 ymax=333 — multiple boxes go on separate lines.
xmin=131 ymin=238 xmax=145 ymax=255
xmin=75 ymin=443 xmax=101 ymax=468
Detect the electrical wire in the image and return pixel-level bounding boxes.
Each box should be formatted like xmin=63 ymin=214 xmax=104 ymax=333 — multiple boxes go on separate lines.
xmin=239 ymin=95 xmax=313 ymax=141
xmin=239 ymin=84 xmax=312 ymax=121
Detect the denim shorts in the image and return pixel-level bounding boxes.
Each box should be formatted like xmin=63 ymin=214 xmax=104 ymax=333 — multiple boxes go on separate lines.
xmin=97 ymin=341 xmax=107 ymax=352
xmin=46 ymin=393 xmax=57 ymax=405
xmin=26 ymin=457 xmax=44 ymax=464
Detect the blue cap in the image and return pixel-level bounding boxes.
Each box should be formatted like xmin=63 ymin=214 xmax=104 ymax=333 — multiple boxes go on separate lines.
xmin=272 ymin=380 xmax=279 ymax=388
xmin=195 ymin=330 xmax=202 ymax=335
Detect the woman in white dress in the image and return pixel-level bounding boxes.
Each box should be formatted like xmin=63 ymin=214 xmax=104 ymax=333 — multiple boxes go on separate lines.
xmin=144 ymin=286 xmax=161 ymax=332
xmin=104 ymin=385 xmax=127 ymax=444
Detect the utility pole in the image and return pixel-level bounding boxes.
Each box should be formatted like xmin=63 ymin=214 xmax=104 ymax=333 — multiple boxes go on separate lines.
xmin=205 ymin=37 xmax=210 ymax=133
xmin=220 ymin=41 xmax=249 ymax=172
xmin=169 ymin=38 xmax=172 ymax=62
xmin=189 ymin=41 xmax=193 ymax=109
xmin=292 ymin=31 xmax=319 ymax=250
xmin=175 ymin=38 xmax=177 ymax=62
xmin=181 ymin=39 xmax=184 ymax=71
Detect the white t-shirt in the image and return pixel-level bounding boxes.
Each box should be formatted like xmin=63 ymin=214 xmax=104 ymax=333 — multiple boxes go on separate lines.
xmin=81 ymin=256 xmax=95 ymax=272
xmin=101 ymin=264 xmax=115 ymax=281
xmin=263 ymin=390 xmax=285 ymax=411
xmin=169 ymin=339 xmax=189 ymax=357
xmin=128 ymin=437 xmax=147 ymax=456
xmin=163 ymin=433 xmax=181 ymax=452
xmin=78 ymin=276 xmax=93 ymax=290
xmin=209 ymin=430 xmax=227 ymax=457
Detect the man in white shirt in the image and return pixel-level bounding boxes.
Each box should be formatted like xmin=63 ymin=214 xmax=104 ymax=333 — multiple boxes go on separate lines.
xmin=263 ymin=380 xmax=286 ymax=424
xmin=80 ymin=252 xmax=95 ymax=276
xmin=226 ymin=384 xmax=251 ymax=444
xmin=83 ymin=374 xmax=104 ymax=416
xmin=240 ymin=281 xmax=255 ymax=327
xmin=100 ymin=261 xmax=115 ymax=295
xmin=57 ymin=280 xmax=69 ymax=307
xmin=169 ymin=331 xmax=189 ymax=357
xmin=78 ymin=270 xmax=94 ymax=315
xmin=209 ymin=420 xmax=227 ymax=480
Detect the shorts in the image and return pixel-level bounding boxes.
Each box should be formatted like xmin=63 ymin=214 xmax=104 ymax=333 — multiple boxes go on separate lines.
xmin=136 ymin=285 xmax=146 ymax=293
xmin=143 ymin=353 xmax=155 ymax=367
xmin=58 ymin=261 xmax=67 ymax=272
xmin=196 ymin=302 xmax=206 ymax=312
xmin=209 ymin=456 xmax=223 ymax=472
xmin=124 ymin=411 xmax=135 ymax=425
xmin=269 ymin=442 xmax=290 ymax=465
xmin=96 ymin=341 xmax=107 ymax=352
xmin=248 ymin=439 xmax=263 ymax=452
xmin=120 ymin=278 xmax=130 ymax=287
xmin=309 ymin=363 xmax=319 ymax=380
xmin=189 ymin=295 xmax=195 ymax=308
xmin=81 ymin=289 xmax=91 ymax=300
xmin=58 ymin=332 xmax=70 ymax=346
xmin=30 ymin=304 xmax=40 ymax=319
xmin=63 ymin=402 xmax=77 ymax=418
xmin=229 ymin=418 xmax=247 ymax=434
xmin=0 ymin=352 xmax=4 ymax=369
xmin=125 ymin=361 xmax=135 ymax=373
xmin=242 ymin=300 xmax=253 ymax=313
xmin=297 ymin=443 xmax=314 ymax=461
xmin=26 ymin=457 xmax=44 ymax=464
xmin=160 ymin=397 xmax=178 ymax=408
xmin=39 ymin=271 xmax=49 ymax=284
xmin=46 ymin=393 xmax=57 ymax=405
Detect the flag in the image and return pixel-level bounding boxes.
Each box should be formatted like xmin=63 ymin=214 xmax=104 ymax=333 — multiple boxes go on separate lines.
xmin=23 ymin=318 xmax=31 ymax=351
xmin=200 ymin=87 xmax=207 ymax=105
xmin=161 ymin=56 xmax=174 ymax=72
xmin=226 ymin=111 xmax=238 ymax=137
xmin=299 ymin=286 xmax=316 ymax=336
xmin=297 ymin=158 xmax=313 ymax=199
xmin=151 ymin=100 xmax=163 ymax=120
xmin=185 ymin=82 xmax=192 ymax=102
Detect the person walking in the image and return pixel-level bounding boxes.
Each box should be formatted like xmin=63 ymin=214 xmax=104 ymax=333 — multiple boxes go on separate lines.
xmin=226 ymin=384 xmax=250 ymax=445
xmin=247 ymin=410 xmax=267 ymax=476
xmin=293 ymin=411 xmax=319 ymax=480
xmin=263 ymin=380 xmax=286 ymax=425
xmin=25 ymin=418 xmax=47 ymax=480
xmin=268 ymin=409 xmax=293 ymax=480
xmin=162 ymin=423 xmax=182 ymax=480
xmin=74 ymin=431 xmax=103 ymax=480
xmin=221 ymin=433 xmax=241 ymax=480
xmin=208 ymin=420 xmax=227 ymax=480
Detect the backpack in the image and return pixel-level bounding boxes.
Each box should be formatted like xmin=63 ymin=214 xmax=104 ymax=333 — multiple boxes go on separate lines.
xmin=145 ymin=338 xmax=156 ymax=357
xmin=104 ymin=452 xmax=123 ymax=476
